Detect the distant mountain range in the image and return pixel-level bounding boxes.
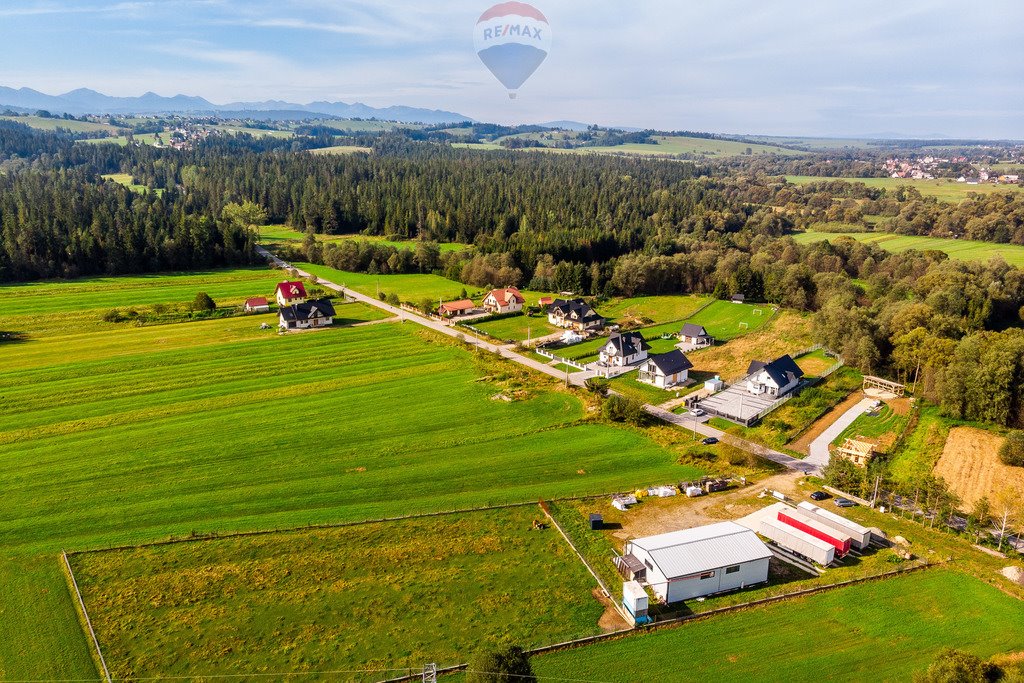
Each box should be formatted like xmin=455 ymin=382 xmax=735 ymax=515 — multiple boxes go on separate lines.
xmin=0 ymin=87 xmax=472 ymax=125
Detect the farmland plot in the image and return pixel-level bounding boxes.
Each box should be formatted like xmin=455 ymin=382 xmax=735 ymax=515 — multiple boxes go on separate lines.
xmin=934 ymin=427 xmax=1024 ymax=509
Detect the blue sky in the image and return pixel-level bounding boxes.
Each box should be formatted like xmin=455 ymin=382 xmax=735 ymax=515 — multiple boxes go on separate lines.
xmin=0 ymin=0 xmax=1021 ymax=137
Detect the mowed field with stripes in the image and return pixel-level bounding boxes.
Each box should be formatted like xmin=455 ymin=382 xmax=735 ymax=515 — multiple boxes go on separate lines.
xmin=0 ymin=269 xmax=698 ymax=679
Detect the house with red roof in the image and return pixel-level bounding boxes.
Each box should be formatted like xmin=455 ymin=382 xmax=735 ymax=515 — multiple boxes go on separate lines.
xmin=244 ymin=297 xmax=270 ymax=314
xmin=275 ymin=281 xmax=307 ymax=308
xmin=483 ymin=287 xmax=525 ymax=315
xmin=438 ymin=299 xmax=477 ymax=318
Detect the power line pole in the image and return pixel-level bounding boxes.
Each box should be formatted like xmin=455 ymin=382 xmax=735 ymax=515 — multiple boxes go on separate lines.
xmin=423 ymin=663 xmax=437 ymax=683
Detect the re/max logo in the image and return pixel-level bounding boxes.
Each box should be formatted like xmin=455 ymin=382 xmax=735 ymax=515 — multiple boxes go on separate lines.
xmin=482 ymin=24 xmax=543 ymax=41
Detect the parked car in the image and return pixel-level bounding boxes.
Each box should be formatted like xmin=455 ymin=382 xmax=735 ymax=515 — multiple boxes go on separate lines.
xmin=690 ymin=408 xmax=705 ymax=417
xmin=702 ymin=437 xmax=719 ymax=446
xmin=834 ymin=498 xmax=857 ymax=508
xmin=810 ymin=491 xmax=830 ymax=501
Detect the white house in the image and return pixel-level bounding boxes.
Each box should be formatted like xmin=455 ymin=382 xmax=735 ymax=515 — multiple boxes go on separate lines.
xmin=637 ymin=350 xmax=693 ymax=389
xmin=745 ymin=355 xmax=804 ymax=397
xmin=279 ymin=298 xmax=336 ymax=330
xmin=621 ymin=522 xmax=772 ymax=603
xmin=547 ymin=299 xmax=605 ymax=332
xmin=599 ymin=332 xmax=649 ymax=367
xmin=482 ymin=287 xmax=525 ymax=314
xmin=275 ymin=281 xmax=307 ymax=308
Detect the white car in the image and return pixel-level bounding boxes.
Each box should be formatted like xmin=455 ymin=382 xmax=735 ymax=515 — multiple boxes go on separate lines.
xmin=690 ymin=408 xmax=706 ymax=417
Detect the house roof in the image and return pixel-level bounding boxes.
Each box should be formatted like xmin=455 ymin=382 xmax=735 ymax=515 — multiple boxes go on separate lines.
xmin=245 ymin=297 xmax=269 ymax=307
xmin=747 ymin=354 xmax=804 ymax=387
xmin=606 ymin=331 xmax=649 ymax=357
xmin=486 ymin=287 xmax=525 ymax=305
xmin=680 ymin=323 xmax=710 ymax=339
xmin=645 ymin=350 xmax=693 ymax=376
xmin=628 ymin=522 xmax=772 ymax=579
xmin=548 ymin=298 xmax=604 ymax=323
xmin=276 ymin=281 xmax=307 ymax=299
xmin=279 ymin=298 xmax=336 ymax=322
xmin=538 ymin=296 xmax=554 ymax=306
xmin=731 ymin=293 xmax=746 ymax=302
xmin=439 ymin=299 xmax=475 ymax=313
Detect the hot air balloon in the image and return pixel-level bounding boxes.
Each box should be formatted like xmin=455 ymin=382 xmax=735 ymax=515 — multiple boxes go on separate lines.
xmin=473 ymin=2 xmax=551 ymax=99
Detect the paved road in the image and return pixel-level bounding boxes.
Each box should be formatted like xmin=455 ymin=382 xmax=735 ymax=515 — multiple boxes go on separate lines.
xmin=806 ymin=398 xmax=875 ymax=470
xmin=261 ymin=247 xmax=816 ymax=474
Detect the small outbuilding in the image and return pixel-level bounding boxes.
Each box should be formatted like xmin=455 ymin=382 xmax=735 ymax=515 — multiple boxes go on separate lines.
xmin=679 ymin=323 xmax=713 ymax=348
xmin=438 ymin=299 xmax=476 ymax=318
xmin=244 ymin=297 xmax=270 ymax=314
xmin=731 ymin=293 xmax=746 ymax=304
xmin=621 ymin=522 xmax=772 ymax=603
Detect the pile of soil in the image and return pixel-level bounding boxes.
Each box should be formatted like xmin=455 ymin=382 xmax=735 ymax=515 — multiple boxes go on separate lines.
xmin=1001 ymin=566 xmax=1024 ymax=586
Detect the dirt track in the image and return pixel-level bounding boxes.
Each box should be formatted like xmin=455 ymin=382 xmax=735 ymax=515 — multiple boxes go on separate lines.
xmin=788 ymin=391 xmax=866 ymax=455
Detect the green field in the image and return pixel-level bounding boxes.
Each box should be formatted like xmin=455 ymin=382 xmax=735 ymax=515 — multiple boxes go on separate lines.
xmin=0 ymin=115 xmax=118 ymax=133
xmin=787 ymin=175 xmax=1024 ymax=202
xmin=532 ymin=570 xmax=1024 ymax=682
xmin=0 ymin=267 xmax=288 ymax=337
xmin=309 ymin=144 xmax=373 ymax=155
xmin=470 ymin=314 xmax=558 ymax=342
xmin=71 ymin=507 xmax=604 ymax=677
xmin=792 ymin=230 xmax=1024 ymax=268
xmin=101 ymin=172 xmax=164 ymax=196
xmin=600 ymin=295 xmax=710 ymax=325
xmin=259 ymin=225 xmax=471 ymax=253
xmin=0 ymin=309 xmax=701 ymax=678
xmin=455 ymin=135 xmax=805 ymax=159
xmin=833 ymin=404 xmax=910 ymax=453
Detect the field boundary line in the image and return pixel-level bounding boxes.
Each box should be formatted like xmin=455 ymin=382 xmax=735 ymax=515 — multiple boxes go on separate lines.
xmin=379 ymin=562 xmax=943 ymax=682
xmin=63 ymin=491 xmax=644 ymax=557
xmin=61 ymin=550 xmax=112 ymax=683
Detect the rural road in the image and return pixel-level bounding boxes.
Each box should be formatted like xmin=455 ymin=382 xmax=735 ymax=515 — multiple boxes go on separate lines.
xmin=260 ymin=247 xmax=818 ymax=475
xmin=806 ymin=398 xmax=875 ymax=470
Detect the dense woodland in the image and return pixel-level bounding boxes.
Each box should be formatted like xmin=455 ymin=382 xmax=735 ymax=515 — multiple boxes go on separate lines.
xmin=3 ymin=124 xmax=1024 ymax=426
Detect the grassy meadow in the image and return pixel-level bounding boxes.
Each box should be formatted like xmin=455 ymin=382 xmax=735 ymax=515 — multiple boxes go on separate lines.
xmin=455 ymin=134 xmax=805 ymax=159
xmin=309 ymin=144 xmax=373 ymax=155
xmin=0 ymin=267 xmax=288 ymax=337
xmin=71 ymin=507 xmax=605 ymax=678
xmin=0 ymin=298 xmax=701 ymax=678
xmin=531 ymin=570 xmax=1024 ymax=682
xmin=787 ymin=175 xmax=1024 ymax=202
xmin=470 ymin=313 xmax=558 ymax=342
xmin=791 ymin=230 xmax=1024 ymax=268
xmin=0 ymin=115 xmax=118 ymax=133
xmin=259 ymin=225 xmax=471 ymax=253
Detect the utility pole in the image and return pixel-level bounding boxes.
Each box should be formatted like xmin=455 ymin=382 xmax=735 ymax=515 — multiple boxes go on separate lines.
xmin=423 ymin=663 xmax=437 ymax=683
xmin=871 ymin=475 xmax=881 ymax=508
xmin=912 ymin=356 xmax=922 ymax=395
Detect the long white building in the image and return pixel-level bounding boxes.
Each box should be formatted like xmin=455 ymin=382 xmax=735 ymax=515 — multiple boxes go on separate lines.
xmin=622 ymin=521 xmax=772 ymax=603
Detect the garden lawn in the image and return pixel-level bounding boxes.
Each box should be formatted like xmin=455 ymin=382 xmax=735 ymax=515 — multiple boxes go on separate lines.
xmin=600 ymin=295 xmax=710 ymax=325
xmin=296 ymin=262 xmax=476 ymax=301
xmin=470 ymin=314 xmax=557 ymax=342
xmin=792 ymin=230 xmax=1024 ymax=268
xmin=71 ymin=507 xmax=605 ymax=678
xmin=786 ymin=175 xmax=1024 ymax=202
xmin=832 ymin=404 xmax=910 ymax=453
xmin=0 ymin=318 xmax=701 ymax=680
xmin=0 ymin=267 xmax=287 ymax=338
xmin=532 ymin=570 xmax=1024 ymax=682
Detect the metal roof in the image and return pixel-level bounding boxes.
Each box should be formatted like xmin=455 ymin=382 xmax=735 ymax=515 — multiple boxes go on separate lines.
xmin=628 ymin=521 xmax=772 ymax=579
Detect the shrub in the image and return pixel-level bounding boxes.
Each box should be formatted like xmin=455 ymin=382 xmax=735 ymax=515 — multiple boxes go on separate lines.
xmin=386 ymin=293 xmax=400 ymax=306
xmin=466 ymin=645 xmax=536 ymax=683
xmin=584 ymin=377 xmax=610 ymax=396
xmin=914 ymin=648 xmax=1000 ymax=683
xmin=999 ymin=431 xmax=1024 ymax=467
xmin=191 ymin=292 xmax=216 ymax=312
xmin=602 ymin=394 xmax=648 ymax=426
xmin=102 ymin=309 xmax=123 ymax=323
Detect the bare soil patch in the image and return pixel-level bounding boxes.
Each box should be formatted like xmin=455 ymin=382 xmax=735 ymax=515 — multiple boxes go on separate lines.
xmin=788 ymin=391 xmax=865 ymax=455
xmin=934 ymin=427 xmax=1024 ymax=510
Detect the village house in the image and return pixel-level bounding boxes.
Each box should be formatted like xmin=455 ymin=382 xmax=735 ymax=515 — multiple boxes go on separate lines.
xmin=438 ymin=299 xmax=476 ymax=318
xmin=547 ymin=298 xmax=606 ymax=332
xmin=678 ymin=323 xmax=713 ymax=348
xmin=279 ymin=298 xmax=336 ymax=330
xmin=482 ymin=287 xmax=525 ymax=314
xmin=746 ymin=355 xmax=804 ymax=397
xmin=275 ymin=281 xmax=307 ymax=308
xmin=637 ymin=350 xmax=693 ymax=389
xmin=244 ymin=297 xmax=270 ymax=314
xmin=731 ymin=293 xmax=746 ymax=304
xmin=600 ymin=331 xmax=649 ymax=367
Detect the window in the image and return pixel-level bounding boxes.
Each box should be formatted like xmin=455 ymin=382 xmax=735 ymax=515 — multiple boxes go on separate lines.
xmin=644 ymin=559 xmax=654 ymax=571
xmin=726 ymin=565 xmax=741 ymax=575
xmin=700 ymin=571 xmax=715 ymax=580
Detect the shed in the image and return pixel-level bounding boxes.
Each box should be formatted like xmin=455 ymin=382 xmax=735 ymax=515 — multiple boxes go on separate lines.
xmin=623 ymin=522 xmax=772 ymax=603
xmin=589 ymin=513 xmax=603 ymax=530
xmin=777 ymin=509 xmax=852 ymax=556
xmin=704 ymin=376 xmax=724 ymax=392
xmin=622 ymin=580 xmax=649 ymax=622
xmin=758 ymin=516 xmax=836 ymax=566
xmin=244 ymin=297 xmax=270 ymax=313
xmin=797 ymin=502 xmax=872 ymax=549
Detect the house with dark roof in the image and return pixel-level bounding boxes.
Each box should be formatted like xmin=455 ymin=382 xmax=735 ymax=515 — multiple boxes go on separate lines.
xmin=638 ymin=350 xmax=694 ymax=389
xmin=731 ymin=293 xmax=746 ymax=304
xmin=745 ymin=354 xmax=804 ymax=397
xmin=547 ymin=298 xmax=605 ymax=333
xmin=279 ymin=298 xmax=336 ymax=330
xmin=244 ymin=297 xmax=270 ymax=314
xmin=678 ymin=323 xmax=713 ymax=348
xmin=599 ymin=331 xmax=649 ymax=367
xmin=275 ymin=281 xmax=307 ymax=308
xmin=483 ymin=287 xmax=525 ymax=314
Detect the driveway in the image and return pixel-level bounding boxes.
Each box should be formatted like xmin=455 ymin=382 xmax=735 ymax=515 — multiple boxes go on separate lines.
xmin=806 ymin=398 xmax=875 ymax=469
